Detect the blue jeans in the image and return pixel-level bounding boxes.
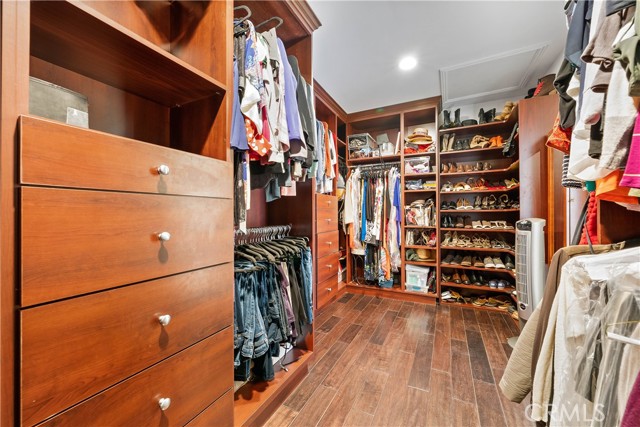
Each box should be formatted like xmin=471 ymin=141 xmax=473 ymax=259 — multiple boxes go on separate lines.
xmin=301 ymin=248 xmax=313 ymax=323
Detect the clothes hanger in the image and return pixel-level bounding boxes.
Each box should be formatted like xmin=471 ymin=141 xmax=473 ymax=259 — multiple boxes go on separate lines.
xmin=233 ymin=5 xmax=252 ymax=24
xmin=605 ymin=321 xmax=640 ymax=346
xmin=254 ymin=16 xmax=283 ymax=31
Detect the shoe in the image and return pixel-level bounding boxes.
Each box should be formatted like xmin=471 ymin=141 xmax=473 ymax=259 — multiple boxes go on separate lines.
xmin=448 ymin=134 xmax=456 ymax=151
xmin=461 ymin=139 xmax=471 ymax=150
xmin=484 ymin=108 xmax=496 ymax=122
xmin=463 ymin=216 xmax=473 ymax=228
xmin=473 ymin=195 xmax=482 ymax=209
xmin=442 ymin=273 xmax=452 ymax=282
xmin=453 ymin=139 xmax=463 ymax=151
xmin=453 ymin=108 xmax=462 ymax=127
xmin=504 ymin=255 xmax=515 ymax=270
xmin=484 ymin=256 xmax=495 ymax=268
xmin=493 ymin=257 xmax=506 ymax=269
xmin=452 ymin=270 xmax=462 ymax=284
xmin=440 ymin=110 xmax=452 ymax=129
xmin=481 ymin=220 xmax=491 ymax=229
xmin=464 ymin=164 xmax=473 ymax=172
xmin=474 ymin=161 xmax=483 ymax=171
xmin=456 ymin=198 xmax=465 ymax=210
xmin=442 ymin=253 xmax=455 ymax=264
xmin=469 ymin=272 xmax=478 ymax=285
xmin=452 ymin=254 xmax=463 ymax=265
xmin=461 ymin=272 xmax=470 ymax=284
xmin=489 ymin=280 xmax=498 ymax=289
xmin=456 ymin=163 xmax=464 ymax=173
xmin=461 ymin=256 xmax=472 ymax=266
xmin=441 ymin=133 xmax=450 ymax=152
xmin=497 ymin=280 xmax=507 ymax=289
xmin=478 ymin=108 xmax=486 ymax=124
xmin=473 ymin=256 xmax=485 ymax=267
xmin=442 ymin=162 xmax=449 ymax=173
xmin=442 ymin=231 xmax=452 ymax=246
xmin=483 ymin=162 xmax=492 ymax=171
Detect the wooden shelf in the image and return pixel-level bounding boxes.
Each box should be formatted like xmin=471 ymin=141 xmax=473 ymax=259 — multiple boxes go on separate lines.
xmin=30 ymin=1 xmax=227 ymax=107
xmin=440 ymin=146 xmax=505 ymax=157
xmin=440 ymin=209 xmax=520 ymax=213
xmin=440 ymin=300 xmax=516 ymax=314
xmin=441 ymin=282 xmax=515 ymax=294
xmin=404 ymin=189 xmax=437 ymax=193
xmin=440 ymin=227 xmax=515 ymax=234
xmin=337 ymin=138 xmax=346 ymax=147
xmin=346 ymin=282 xmax=437 ymax=299
xmin=405 ymin=245 xmax=438 ymax=250
xmin=347 ymin=154 xmax=401 ymax=165
xmin=405 ymin=260 xmax=438 ymax=267
xmin=439 ymin=185 xmax=520 ymax=194
xmin=440 ymin=246 xmax=515 ymax=254
xmin=404 ymin=225 xmax=438 ymax=229
xmin=440 ymin=264 xmax=516 ymax=278
xmin=441 ymin=165 xmax=518 ymax=177
xmin=405 ymin=172 xmax=437 ymax=178
xmin=234 ymin=348 xmax=312 ymax=426
xmin=403 ymin=151 xmax=436 ymax=158
xmin=404 ymin=289 xmax=439 ymax=298
xmin=441 ymin=104 xmax=518 ymax=134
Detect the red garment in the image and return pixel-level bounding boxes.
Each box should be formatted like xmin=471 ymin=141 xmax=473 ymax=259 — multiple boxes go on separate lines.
xmin=579 ymin=191 xmax=599 ymax=245
xmin=621 ymin=371 xmax=640 ymax=427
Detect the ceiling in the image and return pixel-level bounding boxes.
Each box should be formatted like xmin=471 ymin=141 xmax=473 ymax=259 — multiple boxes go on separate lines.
xmin=308 ymin=1 xmax=568 ymax=113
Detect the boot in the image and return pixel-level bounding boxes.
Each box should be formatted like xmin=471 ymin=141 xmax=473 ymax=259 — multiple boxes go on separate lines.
xmin=453 ymin=108 xmax=462 ymax=127
xmin=440 ymin=110 xmax=452 ymax=129
xmin=484 ymin=108 xmax=496 ymax=123
xmin=478 ymin=108 xmax=486 ymax=124
xmin=441 ymin=133 xmax=449 ymax=152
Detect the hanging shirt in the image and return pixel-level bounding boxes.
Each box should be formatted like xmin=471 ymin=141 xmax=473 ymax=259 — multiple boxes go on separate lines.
xmin=231 ymin=60 xmax=249 ymax=151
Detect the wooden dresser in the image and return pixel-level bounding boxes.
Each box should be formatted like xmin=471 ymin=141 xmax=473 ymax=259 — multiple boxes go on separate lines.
xmin=0 ymin=1 xmax=234 ymax=425
xmin=315 ymin=193 xmax=342 ymax=309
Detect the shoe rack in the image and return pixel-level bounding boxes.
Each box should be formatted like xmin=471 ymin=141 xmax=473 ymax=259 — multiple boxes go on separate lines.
xmin=437 ymin=106 xmax=521 ymax=313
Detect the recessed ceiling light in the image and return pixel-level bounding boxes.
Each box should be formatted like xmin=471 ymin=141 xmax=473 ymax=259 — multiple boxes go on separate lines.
xmin=399 ymin=56 xmax=417 ymax=71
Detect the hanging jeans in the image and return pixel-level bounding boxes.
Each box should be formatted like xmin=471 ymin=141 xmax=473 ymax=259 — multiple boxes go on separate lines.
xmin=300 ymin=247 xmax=313 ymax=323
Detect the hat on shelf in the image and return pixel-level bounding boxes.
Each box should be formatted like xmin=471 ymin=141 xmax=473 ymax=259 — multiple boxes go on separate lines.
xmin=410 ymin=199 xmax=426 ymax=207
xmin=405 ymin=127 xmax=433 ymax=145
xmin=416 ymin=249 xmax=429 ymax=260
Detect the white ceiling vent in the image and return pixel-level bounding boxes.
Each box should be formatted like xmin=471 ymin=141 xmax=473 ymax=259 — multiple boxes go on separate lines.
xmin=440 ymin=44 xmax=548 ymax=106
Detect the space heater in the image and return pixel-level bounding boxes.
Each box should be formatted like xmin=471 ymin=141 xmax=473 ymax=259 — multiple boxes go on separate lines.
xmin=515 ymin=218 xmax=546 ymax=323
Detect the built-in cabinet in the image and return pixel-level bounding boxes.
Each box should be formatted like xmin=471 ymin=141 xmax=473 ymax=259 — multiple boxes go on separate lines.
xmin=1 ymin=1 xmax=233 ymax=425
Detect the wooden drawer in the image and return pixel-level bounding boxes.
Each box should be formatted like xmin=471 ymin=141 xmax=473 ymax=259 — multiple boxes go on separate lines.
xmin=21 ymin=187 xmax=233 ymax=306
xmin=316 ymin=251 xmax=340 ymax=284
xmin=316 ymin=230 xmax=339 ymax=259
xmin=20 ymin=115 xmax=233 ymax=198
xmin=317 ymin=274 xmax=339 ymax=309
xmin=21 ymin=265 xmax=232 ymax=426
xmin=316 ymin=206 xmax=338 ymax=234
xmin=316 ymin=193 xmax=337 ymax=210
xmin=34 ymin=328 xmax=233 ymax=427
xmin=185 ymin=389 xmax=233 ymax=427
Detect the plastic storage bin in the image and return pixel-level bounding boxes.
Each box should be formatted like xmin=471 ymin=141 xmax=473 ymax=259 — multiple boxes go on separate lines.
xmin=405 ymin=265 xmax=430 ymax=292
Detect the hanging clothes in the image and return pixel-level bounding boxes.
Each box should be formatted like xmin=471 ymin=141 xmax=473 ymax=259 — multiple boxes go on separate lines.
xmin=233 ymin=234 xmax=313 ymax=383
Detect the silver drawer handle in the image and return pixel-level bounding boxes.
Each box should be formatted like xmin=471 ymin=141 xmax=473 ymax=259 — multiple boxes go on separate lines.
xmin=326 ymin=264 xmax=333 ymax=269
xmin=157 ymin=165 xmax=170 ymax=175
xmin=158 ymin=397 xmax=171 ymax=411
xmin=325 ymin=219 xmax=331 ymax=223
xmin=158 ymin=231 xmax=171 ymax=242
xmin=326 ymin=200 xmax=331 ymax=205
xmin=327 ymin=287 xmax=333 ymax=292
xmin=158 ymin=314 xmax=172 ymax=326
xmin=326 ymin=241 xmax=333 ymax=246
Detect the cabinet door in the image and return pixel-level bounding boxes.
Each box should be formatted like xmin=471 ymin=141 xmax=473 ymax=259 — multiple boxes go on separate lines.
xmin=21 ymin=265 xmax=232 ymax=426
xmin=21 ymin=187 xmax=233 ymax=305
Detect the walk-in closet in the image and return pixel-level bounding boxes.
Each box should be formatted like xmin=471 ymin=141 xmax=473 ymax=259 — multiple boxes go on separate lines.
xmin=0 ymin=1 xmax=638 ymax=426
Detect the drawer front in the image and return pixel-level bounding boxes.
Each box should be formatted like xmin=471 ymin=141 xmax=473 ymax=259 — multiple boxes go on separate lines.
xmin=185 ymin=389 xmax=233 ymax=427
xmin=317 ymin=274 xmax=339 ymax=309
xmin=316 ymin=230 xmax=339 ymax=259
xmin=316 ymin=251 xmax=340 ymax=284
xmin=316 ymin=193 xmax=337 ymax=211
xmin=35 ymin=328 xmax=233 ymax=427
xmin=316 ymin=208 xmax=338 ymax=233
xmin=21 ymin=265 xmax=233 ymax=426
xmin=20 ymin=115 xmax=233 ymax=198
xmin=21 ymin=187 xmax=233 ymax=306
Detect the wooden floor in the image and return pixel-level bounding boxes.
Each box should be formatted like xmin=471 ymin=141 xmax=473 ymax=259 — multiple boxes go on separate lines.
xmin=264 ymin=293 xmax=532 ymax=427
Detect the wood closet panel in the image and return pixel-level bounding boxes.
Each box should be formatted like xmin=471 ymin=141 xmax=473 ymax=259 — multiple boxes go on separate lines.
xmin=21 ymin=187 xmax=233 ymax=306
xmin=33 ymin=328 xmax=233 ymax=427
xmin=316 ymin=230 xmax=339 ymax=259
xmin=20 ymin=115 xmax=232 ymax=198
xmin=21 ymin=264 xmax=232 ymax=425
xmin=317 ymin=251 xmax=340 ymax=284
